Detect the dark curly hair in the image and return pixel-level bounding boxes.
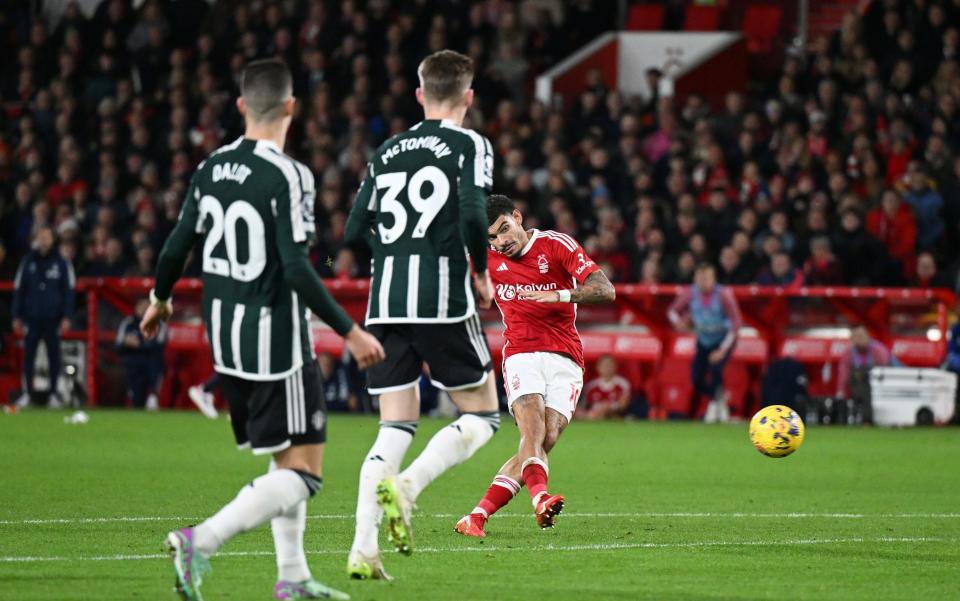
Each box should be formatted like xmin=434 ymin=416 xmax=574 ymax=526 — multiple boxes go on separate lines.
xmin=487 ymin=194 xmax=515 ymax=226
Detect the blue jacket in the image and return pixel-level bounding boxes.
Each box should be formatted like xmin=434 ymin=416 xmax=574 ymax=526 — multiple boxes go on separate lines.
xmin=947 ymin=323 xmax=960 ymax=373
xmin=115 ymin=314 xmax=166 ymax=358
xmin=904 ymin=188 xmax=944 ymax=250
xmin=12 ymin=250 xmax=76 ymax=322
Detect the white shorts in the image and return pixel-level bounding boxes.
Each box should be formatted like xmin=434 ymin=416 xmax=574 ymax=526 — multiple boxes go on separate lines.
xmin=502 ymin=352 xmax=583 ymax=422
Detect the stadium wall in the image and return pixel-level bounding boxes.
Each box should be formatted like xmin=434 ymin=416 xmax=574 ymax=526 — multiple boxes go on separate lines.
xmin=536 ymin=31 xmax=747 ymax=110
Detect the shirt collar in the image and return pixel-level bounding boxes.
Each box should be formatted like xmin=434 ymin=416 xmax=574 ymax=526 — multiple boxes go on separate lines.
xmin=252 ymin=138 xmax=282 ymax=153
xmin=519 ymin=229 xmax=540 ymax=257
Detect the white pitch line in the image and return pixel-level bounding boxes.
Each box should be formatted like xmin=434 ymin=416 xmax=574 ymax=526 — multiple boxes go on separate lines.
xmin=0 ymin=537 xmax=948 ymax=564
xmin=2 ymin=512 xmax=960 ymax=526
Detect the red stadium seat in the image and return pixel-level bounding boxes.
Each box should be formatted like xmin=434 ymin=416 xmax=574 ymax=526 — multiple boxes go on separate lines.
xmin=312 ymin=328 xmax=346 ymax=357
xmin=669 ymin=334 xmax=697 ymax=359
xmin=743 ymin=4 xmax=781 ymax=53
xmin=722 ymin=362 xmax=752 ymax=416
xmin=726 ymin=337 xmax=768 ymax=417
xmin=778 ymin=337 xmax=848 ymax=397
xmin=165 ymin=323 xmax=206 ymax=350
xmin=731 ymin=336 xmax=768 ymax=364
xmin=655 ymin=355 xmax=693 ymax=417
xmin=891 ymin=337 xmax=943 ymax=367
xmin=626 ymin=4 xmax=665 ymax=31
xmin=683 ymin=5 xmax=721 ymax=31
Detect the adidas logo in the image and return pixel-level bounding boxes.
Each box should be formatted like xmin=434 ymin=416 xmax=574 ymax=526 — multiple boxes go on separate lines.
xmin=497 ymin=263 xmax=509 ymax=272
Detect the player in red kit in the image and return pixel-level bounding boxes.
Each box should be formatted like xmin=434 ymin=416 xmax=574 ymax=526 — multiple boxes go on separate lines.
xmin=454 ymin=195 xmax=615 ymax=537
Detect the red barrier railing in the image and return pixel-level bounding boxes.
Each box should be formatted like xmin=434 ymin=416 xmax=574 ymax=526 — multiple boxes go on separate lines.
xmin=0 ymin=278 xmax=953 ymax=407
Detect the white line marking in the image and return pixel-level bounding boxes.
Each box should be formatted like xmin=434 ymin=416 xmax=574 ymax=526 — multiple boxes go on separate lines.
xmin=3 ymin=512 xmax=959 ymax=526
xmin=0 ymin=537 xmax=947 ymax=563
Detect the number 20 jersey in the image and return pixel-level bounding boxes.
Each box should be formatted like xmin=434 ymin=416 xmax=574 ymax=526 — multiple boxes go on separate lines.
xmin=348 ymin=119 xmax=493 ymax=325
xmin=165 ymin=137 xmax=318 ymax=381
xmin=489 ymin=230 xmax=600 ymax=369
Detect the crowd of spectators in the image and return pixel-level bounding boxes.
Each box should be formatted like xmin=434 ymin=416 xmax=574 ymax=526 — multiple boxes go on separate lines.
xmin=1 ymin=0 xmax=959 ymax=298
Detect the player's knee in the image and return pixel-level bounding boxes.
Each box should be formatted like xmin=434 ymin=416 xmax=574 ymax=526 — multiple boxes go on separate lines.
xmin=513 ymin=393 xmax=544 ymax=414
xmin=274 ymin=455 xmax=315 ymax=475
xmin=273 ymin=446 xmax=323 ymax=478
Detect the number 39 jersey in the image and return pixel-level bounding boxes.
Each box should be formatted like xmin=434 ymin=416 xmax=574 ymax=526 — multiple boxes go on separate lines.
xmin=163 ymin=137 xmax=318 ymax=381
xmin=346 ymin=119 xmax=493 ymax=325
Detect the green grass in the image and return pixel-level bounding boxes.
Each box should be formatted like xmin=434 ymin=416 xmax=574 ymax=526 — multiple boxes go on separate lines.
xmin=1 ymin=410 xmax=959 ymax=601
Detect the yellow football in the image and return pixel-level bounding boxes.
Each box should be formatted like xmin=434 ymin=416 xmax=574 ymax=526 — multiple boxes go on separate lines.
xmin=749 ymin=405 xmax=805 ymax=458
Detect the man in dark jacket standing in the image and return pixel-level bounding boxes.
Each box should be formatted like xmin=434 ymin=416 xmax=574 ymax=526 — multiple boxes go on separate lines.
xmin=13 ymin=226 xmax=75 ymax=408
xmin=117 ymin=299 xmax=166 ymax=410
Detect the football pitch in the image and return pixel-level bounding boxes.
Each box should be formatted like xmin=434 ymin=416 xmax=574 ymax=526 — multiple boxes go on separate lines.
xmin=1 ymin=411 xmax=958 ymax=601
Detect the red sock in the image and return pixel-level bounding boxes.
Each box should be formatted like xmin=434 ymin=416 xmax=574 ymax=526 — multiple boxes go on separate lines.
xmin=521 ymin=459 xmax=549 ymax=503
xmin=473 ymin=475 xmax=520 ymax=521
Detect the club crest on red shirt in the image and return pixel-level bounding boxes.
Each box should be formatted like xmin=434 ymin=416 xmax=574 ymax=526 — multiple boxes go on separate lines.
xmin=537 ymin=253 xmax=549 ymax=274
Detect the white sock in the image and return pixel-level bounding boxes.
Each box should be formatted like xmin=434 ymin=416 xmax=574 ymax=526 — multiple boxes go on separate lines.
xmin=400 ymin=412 xmax=499 ymax=500
xmin=350 ymin=422 xmax=416 ymax=555
xmin=194 ymin=469 xmax=310 ymax=557
xmin=272 ymin=499 xmax=310 ymax=582
xmin=267 ymin=460 xmax=311 ymax=583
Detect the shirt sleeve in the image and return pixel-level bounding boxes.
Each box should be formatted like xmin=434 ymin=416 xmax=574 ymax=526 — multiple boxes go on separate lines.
xmin=154 ymin=171 xmax=203 ymax=300
xmin=11 ymin=257 xmax=26 ymax=320
xmin=875 ymin=342 xmax=894 ymax=367
xmin=720 ymin=288 xmax=743 ymax=331
xmin=292 ymin=161 xmax=318 ymax=245
xmin=551 ymin=233 xmax=600 ymax=284
xmin=274 ymin=178 xmax=355 ymax=337
xmin=115 ymin=317 xmax=134 ymax=348
xmin=948 ymin=325 xmax=960 ymax=371
xmin=457 ymin=133 xmax=493 ymax=273
xmin=716 ymin=287 xmax=742 ymax=354
xmin=344 ymin=162 xmax=377 ymax=250
xmin=61 ymin=255 xmax=75 ymax=319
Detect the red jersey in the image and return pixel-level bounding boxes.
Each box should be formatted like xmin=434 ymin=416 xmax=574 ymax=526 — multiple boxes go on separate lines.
xmin=583 ymin=375 xmax=632 ymax=409
xmin=489 ymin=229 xmax=600 ymax=368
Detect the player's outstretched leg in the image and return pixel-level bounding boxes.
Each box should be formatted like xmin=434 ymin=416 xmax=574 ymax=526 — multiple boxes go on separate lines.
xmin=455 ymin=472 xmax=520 ymax=538
xmin=348 ymin=419 xmax=417 ymax=578
xmin=457 ymin=405 xmax=569 ymax=536
xmin=506 ymin=393 xmax=564 ymax=528
xmin=513 ymin=395 xmax=565 ymax=529
xmin=165 ymin=444 xmax=347 ymax=601
xmin=388 ymin=376 xmax=500 ymax=552
xmin=166 ymin=468 xmax=312 ymax=600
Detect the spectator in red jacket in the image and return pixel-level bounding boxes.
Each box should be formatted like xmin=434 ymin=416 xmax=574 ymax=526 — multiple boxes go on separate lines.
xmin=45 ymin=164 xmax=87 ymax=209
xmin=866 ymin=189 xmax=917 ymax=279
xmin=581 ymin=355 xmax=632 ymax=420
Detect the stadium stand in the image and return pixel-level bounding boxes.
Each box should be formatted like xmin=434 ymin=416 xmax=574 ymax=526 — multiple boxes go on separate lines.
xmin=0 ymin=0 xmax=958 ymax=413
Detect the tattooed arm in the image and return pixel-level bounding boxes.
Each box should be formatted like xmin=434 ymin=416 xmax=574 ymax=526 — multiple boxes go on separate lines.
xmin=569 ymin=270 xmax=616 ymax=304
xmin=518 ymin=270 xmax=616 ymax=304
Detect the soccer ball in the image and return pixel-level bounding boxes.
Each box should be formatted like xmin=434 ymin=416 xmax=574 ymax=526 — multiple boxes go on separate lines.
xmin=749 ymin=405 xmax=805 ymax=458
